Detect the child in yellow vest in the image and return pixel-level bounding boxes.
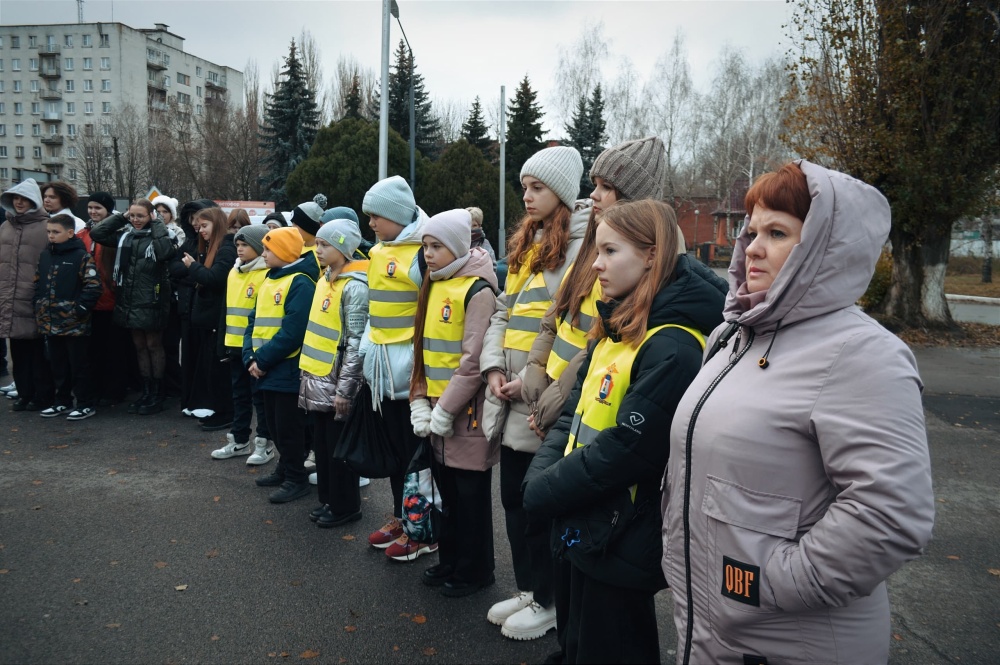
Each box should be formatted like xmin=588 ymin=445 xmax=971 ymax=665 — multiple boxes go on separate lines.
xmin=522 ymin=200 xmax=725 ymax=663
xmin=211 ymin=223 xmax=274 ymax=465
xmin=243 ymin=227 xmax=318 ymax=504
xmin=298 ymin=219 xmax=369 ymax=528
xmin=409 ymin=209 xmax=499 ymax=594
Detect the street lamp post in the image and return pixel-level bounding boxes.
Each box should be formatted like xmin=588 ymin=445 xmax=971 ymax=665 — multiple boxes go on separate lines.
xmin=378 ymin=0 xmax=390 ymax=180
xmin=694 ymin=209 xmax=700 ymax=260
xmin=391 ymin=0 xmax=416 ymax=189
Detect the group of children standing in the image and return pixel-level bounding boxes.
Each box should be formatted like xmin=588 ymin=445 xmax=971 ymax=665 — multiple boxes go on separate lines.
xmin=3 ymin=135 xmax=729 ymax=663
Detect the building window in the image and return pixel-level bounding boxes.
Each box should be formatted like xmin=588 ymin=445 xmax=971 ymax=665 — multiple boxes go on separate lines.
xmin=16 ymin=147 xmax=25 ymax=159
xmin=31 ymin=102 xmax=40 ymax=114
xmin=13 ymin=81 xmax=21 ymax=93
xmin=65 ymin=80 xmax=75 ymax=92
xmin=15 ymin=124 xmax=24 ymax=135
xmin=0 ymin=37 xmax=4 ymax=48
xmin=67 ymin=124 xmax=76 ymax=136
xmin=83 ymin=79 xmax=93 ymax=92
xmin=196 ymin=86 xmax=202 ymax=97
xmin=102 ymin=79 xmax=111 ymax=92
xmin=29 ymin=58 xmax=39 ymax=71
xmin=66 ymin=102 xmax=75 ymax=114
xmin=102 ymin=102 xmax=111 ymax=113
xmin=12 ymin=58 xmax=21 ymax=71
xmin=100 ymin=57 xmax=110 ymax=70
xmin=11 ymin=36 xmax=20 ymax=48
xmin=101 ymin=123 xmax=111 ymax=136
xmin=0 ymin=59 xmax=4 ymax=72
xmin=84 ymin=102 xmax=93 ymax=114
xmin=67 ymin=146 xmax=77 ymax=158
xmin=0 ymin=148 xmax=6 ymax=158
xmin=84 ymin=124 xmax=93 ymax=136
xmin=30 ymin=80 xmax=39 ymax=92
xmin=32 ymin=124 xmax=41 ymax=136
xmin=0 ymin=168 xmax=8 ymax=179
xmin=196 ymin=104 xmax=203 ymax=115
xmin=177 ymin=92 xmax=191 ymax=105
xmin=14 ymin=103 xmax=23 ymax=115
xmin=0 ymin=124 xmax=4 ymax=135
xmin=64 ymin=57 xmax=73 ymax=70
xmin=0 ymin=81 xmax=5 ymax=93
xmin=196 ymin=66 xmax=202 ymax=77
xmin=162 ymin=53 xmax=170 ymax=66
xmin=99 ymin=34 xmax=110 ymax=48
xmin=177 ymin=72 xmax=190 ymax=85
xmin=34 ymin=146 xmax=43 ymax=158
xmin=0 ymin=102 xmax=5 ymax=113
xmin=83 ymin=57 xmax=92 ymax=70
xmin=69 ymin=168 xmax=77 ymax=180
xmin=64 ymin=35 xmax=74 ymax=47
xmin=82 ymin=34 xmax=92 ymax=47
xmin=28 ymin=36 xmax=38 ymax=48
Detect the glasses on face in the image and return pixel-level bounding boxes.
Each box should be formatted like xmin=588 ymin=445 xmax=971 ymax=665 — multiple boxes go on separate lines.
xmin=129 ymin=214 xmax=150 ymax=221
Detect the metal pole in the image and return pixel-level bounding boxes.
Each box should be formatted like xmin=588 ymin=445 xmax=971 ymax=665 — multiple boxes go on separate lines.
xmin=409 ymin=54 xmax=415 ymax=189
xmin=498 ymin=85 xmax=506 ymax=256
xmin=694 ymin=209 xmax=700 ymax=259
xmin=378 ymin=0 xmax=391 ymax=181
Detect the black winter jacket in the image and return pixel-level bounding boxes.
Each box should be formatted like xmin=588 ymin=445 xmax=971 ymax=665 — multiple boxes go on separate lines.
xmin=33 ymin=237 xmax=103 ymax=336
xmin=523 ymin=254 xmax=726 ymax=591
xmin=90 ymin=213 xmax=176 ymax=331
xmin=188 ymin=234 xmax=237 ymax=331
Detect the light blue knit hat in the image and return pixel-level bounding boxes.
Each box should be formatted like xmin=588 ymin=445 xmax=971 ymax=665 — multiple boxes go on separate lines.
xmin=362 ymin=175 xmax=417 ymax=227
xmin=317 ymin=219 xmax=363 ymax=261
xmin=321 ymin=206 xmax=360 ymax=226
xmin=520 ymin=146 xmax=584 ymax=210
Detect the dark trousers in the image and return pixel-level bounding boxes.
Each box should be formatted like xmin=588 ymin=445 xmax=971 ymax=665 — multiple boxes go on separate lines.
xmin=162 ymin=300 xmax=182 ymax=397
xmin=500 ymin=445 xmax=554 ymax=607
xmin=435 ymin=464 xmax=494 ymax=583
xmin=0 ymin=337 xmax=9 ymax=376
xmin=49 ymin=335 xmax=94 ymax=409
xmin=263 ymin=389 xmax=307 ymax=483
xmin=380 ymin=398 xmax=422 ymax=519
xmin=563 ymin=564 xmax=659 ymax=664
xmin=313 ymin=412 xmax=361 ymax=515
xmin=10 ymin=338 xmax=54 ymax=406
xmin=229 ymin=359 xmax=269 ymax=443
xmin=89 ymin=310 xmax=129 ymax=402
xmin=190 ymin=327 xmax=232 ymax=417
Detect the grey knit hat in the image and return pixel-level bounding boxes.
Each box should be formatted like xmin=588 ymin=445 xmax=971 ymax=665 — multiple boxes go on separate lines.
xmin=520 ymin=146 xmax=584 ymax=210
xmin=423 ymin=209 xmax=472 ymax=261
xmin=291 ymin=201 xmax=324 ymax=237
xmin=316 ymin=219 xmax=364 ymax=261
xmin=589 ymin=136 xmax=666 ymax=201
xmin=321 ymin=206 xmax=360 ymax=226
xmin=362 ymin=175 xmax=418 ymax=227
xmin=234 ymin=223 xmax=269 ymax=256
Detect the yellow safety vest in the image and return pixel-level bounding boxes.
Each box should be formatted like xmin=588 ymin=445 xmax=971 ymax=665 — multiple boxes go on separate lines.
xmin=545 ymin=278 xmax=602 ymax=380
xmin=224 ymin=267 xmax=265 ymax=348
xmin=421 ymin=275 xmax=480 ymax=398
xmin=566 ymin=323 xmax=706 ymax=458
xmin=367 ymin=242 xmax=421 ymax=344
xmin=504 ymin=247 xmax=553 ymax=352
xmin=299 ymin=261 xmax=369 ymax=377
xmin=250 ymin=272 xmax=311 ymax=359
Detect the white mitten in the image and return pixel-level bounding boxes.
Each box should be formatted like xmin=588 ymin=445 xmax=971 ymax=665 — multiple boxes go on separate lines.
xmin=429 ymin=403 xmax=455 ymax=438
xmin=409 ymin=398 xmax=432 ymax=438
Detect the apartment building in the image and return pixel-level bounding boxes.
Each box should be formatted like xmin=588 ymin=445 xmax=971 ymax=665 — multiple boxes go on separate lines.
xmin=0 ymin=21 xmax=243 ymax=192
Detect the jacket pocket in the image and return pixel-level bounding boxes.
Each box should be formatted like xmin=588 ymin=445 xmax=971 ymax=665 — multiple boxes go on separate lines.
xmin=701 ymin=474 xmax=831 ymax=660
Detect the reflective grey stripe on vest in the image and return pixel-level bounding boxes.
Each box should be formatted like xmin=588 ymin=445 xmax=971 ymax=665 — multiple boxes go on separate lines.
xmin=551 ymin=333 xmax=583 ymax=363
xmin=301 ymin=344 xmax=336 ymax=364
xmin=251 ymin=337 xmax=269 ymax=348
xmin=570 ymin=412 xmax=601 ymax=447
xmin=370 ymin=314 xmax=416 ymax=328
xmin=423 ymin=337 xmax=463 ymax=354
xmin=370 ymin=288 xmax=418 ymax=303
xmin=227 ymin=306 xmax=254 ymax=317
xmin=254 ymin=317 xmax=284 ymax=328
xmin=225 ymin=325 xmax=245 ymax=337
xmin=576 ymin=311 xmax=595 ymax=331
xmin=425 ymin=366 xmax=455 ymax=381
xmin=514 ymin=286 xmax=550 ymax=306
xmin=508 ymin=315 xmax=543 ymax=333
xmin=306 ymin=320 xmax=340 ymax=342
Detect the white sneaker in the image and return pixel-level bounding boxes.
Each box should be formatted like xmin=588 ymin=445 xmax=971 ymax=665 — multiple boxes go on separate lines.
xmin=487 ymin=591 xmax=534 ymax=626
xmin=181 ymin=408 xmax=193 ymax=417
xmin=0 ymin=381 xmax=15 ymax=394
xmin=211 ymin=433 xmax=252 ymax=459
xmin=359 ymin=477 xmax=371 ymax=487
xmin=246 ymin=437 xmax=275 ymax=466
xmin=6 ymin=390 xmax=19 ymax=400
xmin=500 ymin=601 xmax=557 ymax=641
xmin=191 ymin=408 xmax=214 ymax=419
xmin=304 ymin=450 xmax=316 ymax=470
xmin=308 ymin=472 xmax=317 ymax=485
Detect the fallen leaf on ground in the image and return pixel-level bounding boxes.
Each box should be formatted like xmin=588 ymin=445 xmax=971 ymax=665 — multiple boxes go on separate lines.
xmin=72 ymin=578 xmax=81 ymax=583
xmin=0 ymin=569 xmax=10 ymax=574
xmin=154 ymin=561 xmax=168 ymax=569
xmin=422 ymin=647 xmax=437 ymax=656
xmin=264 ymin=520 xmax=273 ymax=525
xmin=280 ymin=652 xmax=289 ymax=658
xmin=412 ymin=615 xmax=427 ymax=624
xmin=892 ymin=633 xmax=903 ymax=641
xmin=32 ymin=480 xmax=42 ymax=485
xmin=946 ymin=555 xmax=961 ymax=560
xmin=206 ymin=548 xmax=219 ymax=559
xmin=213 ymin=496 xmax=221 ymax=502
xmin=128 ymin=456 xmax=137 ymax=461
xmin=290 ymin=580 xmax=301 ymax=587
xmin=344 ymin=626 xmax=357 ymax=633
xmin=107 ymin=469 xmax=118 ymax=475
xmin=110 ymin=561 xmax=119 ymax=566
xmin=299 ymin=650 xmax=320 ymax=659
xmin=988 ymin=568 xmax=1000 ymax=577
xmin=341 ymin=535 xmax=355 ymax=541
xmin=210 ymin=635 xmax=220 ymax=641
xmin=49 ymin=444 xmax=69 ymax=449
xmin=399 ymin=612 xmax=411 ymax=618
xmin=393 ymin=646 xmax=400 ymax=652
xmin=175 ymin=584 xmax=188 ymax=591
xmin=31 ymin=506 xmax=41 ymax=510
xmin=158 ymin=442 xmax=168 ymax=447
xmin=106 ymin=623 xmax=121 ymax=629
xmin=268 ymin=653 xmax=277 ymax=658
xmin=75 ymin=599 xmax=87 ymax=606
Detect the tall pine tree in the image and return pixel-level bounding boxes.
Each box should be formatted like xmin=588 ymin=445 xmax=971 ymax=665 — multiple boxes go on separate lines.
xmin=462 ymin=96 xmax=492 ymax=159
xmin=565 ymin=93 xmax=591 ymax=193
xmin=260 ymin=40 xmax=320 ymax=209
xmin=506 ymin=75 xmax=545 ymax=190
xmin=343 ymin=75 xmax=364 ymax=120
xmin=387 ymin=40 xmax=442 ymax=160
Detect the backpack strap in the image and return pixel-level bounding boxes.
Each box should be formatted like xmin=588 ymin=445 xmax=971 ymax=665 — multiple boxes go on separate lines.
xmin=464 ymin=278 xmax=498 ymax=309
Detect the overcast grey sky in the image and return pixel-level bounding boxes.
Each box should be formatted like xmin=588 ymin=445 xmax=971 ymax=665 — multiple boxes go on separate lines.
xmin=2 ymin=0 xmax=791 ymax=135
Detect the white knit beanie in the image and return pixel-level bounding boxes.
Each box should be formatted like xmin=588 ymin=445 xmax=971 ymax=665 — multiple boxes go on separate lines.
xmin=520 ymin=146 xmax=584 ymax=210
xmin=423 ymin=209 xmax=472 ymax=260
xmin=151 ymin=195 xmax=178 ymax=220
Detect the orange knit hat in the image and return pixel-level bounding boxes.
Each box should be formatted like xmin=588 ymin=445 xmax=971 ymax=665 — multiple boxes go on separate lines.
xmin=262 ymin=226 xmax=304 ymax=264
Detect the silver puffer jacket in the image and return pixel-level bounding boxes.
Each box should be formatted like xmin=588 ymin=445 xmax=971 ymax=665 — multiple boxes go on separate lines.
xmin=298 ymin=264 xmax=369 ymax=415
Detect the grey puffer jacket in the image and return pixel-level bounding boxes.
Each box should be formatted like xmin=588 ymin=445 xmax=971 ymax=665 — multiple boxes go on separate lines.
xmin=479 ymin=200 xmax=591 ymax=453
xmin=299 ymin=264 xmax=369 ymax=414
xmin=0 ymin=179 xmax=50 ymax=339
xmin=662 ymin=160 xmax=934 ymax=665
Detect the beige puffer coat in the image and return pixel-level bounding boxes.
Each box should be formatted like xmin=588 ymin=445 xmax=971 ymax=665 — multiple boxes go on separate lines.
xmin=0 ymin=179 xmax=49 ymax=339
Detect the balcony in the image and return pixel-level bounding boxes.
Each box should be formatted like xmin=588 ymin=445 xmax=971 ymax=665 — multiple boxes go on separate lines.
xmin=205 ymin=76 xmax=226 ymax=91
xmin=39 ymin=89 xmax=63 ymax=101
xmin=146 ymin=53 xmax=167 ymax=71
xmin=148 ymin=100 xmax=169 ymax=112
xmin=39 ymin=44 xmax=61 ymax=55
xmin=42 ymin=112 xmax=62 ymax=123
xmin=42 ymin=157 xmax=64 ymax=167
xmin=205 ymin=96 xmax=226 ymax=108
xmin=147 ymin=75 xmax=166 ymax=90
xmin=40 ymin=64 xmax=61 ymax=79
xmin=41 ymin=135 xmax=64 ymax=145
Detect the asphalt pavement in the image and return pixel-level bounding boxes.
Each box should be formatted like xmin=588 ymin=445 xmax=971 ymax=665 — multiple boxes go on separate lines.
xmin=1 ymin=345 xmax=997 ymax=664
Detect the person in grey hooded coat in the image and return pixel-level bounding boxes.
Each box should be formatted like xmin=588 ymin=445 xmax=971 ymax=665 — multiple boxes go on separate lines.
xmin=662 ymin=161 xmax=934 ymax=665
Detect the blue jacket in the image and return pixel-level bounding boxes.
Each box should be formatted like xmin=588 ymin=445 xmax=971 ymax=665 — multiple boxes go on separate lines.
xmin=242 ymin=257 xmax=319 ymax=393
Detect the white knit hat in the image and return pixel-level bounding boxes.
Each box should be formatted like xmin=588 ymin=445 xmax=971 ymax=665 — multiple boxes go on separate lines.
xmin=151 ymin=195 xmax=178 ymax=220
xmin=520 ymin=146 xmax=584 ymax=210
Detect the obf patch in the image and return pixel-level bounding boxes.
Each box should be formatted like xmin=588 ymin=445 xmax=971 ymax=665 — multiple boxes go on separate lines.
xmin=386 ymin=259 xmax=398 ymax=278
xmin=440 ymin=298 xmax=452 ymax=323
xmin=721 ymin=556 xmax=759 ymax=607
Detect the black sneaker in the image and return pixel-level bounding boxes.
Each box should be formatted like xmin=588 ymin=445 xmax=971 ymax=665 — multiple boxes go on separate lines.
xmin=200 ymin=414 xmax=234 ymax=431
xmin=255 ymin=470 xmax=285 ymax=487
xmin=13 ymin=399 xmax=42 ymax=412
xmin=66 ymin=407 xmax=97 ymax=421
xmin=441 ymin=573 xmax=496 ymax=598
xmin=269 ymin=480 xmax=310 ymax=504
xmin=309 ymin=504 xmax=331 ymax=522
xmin=316 ymin=510 xmax=363 ymax=529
